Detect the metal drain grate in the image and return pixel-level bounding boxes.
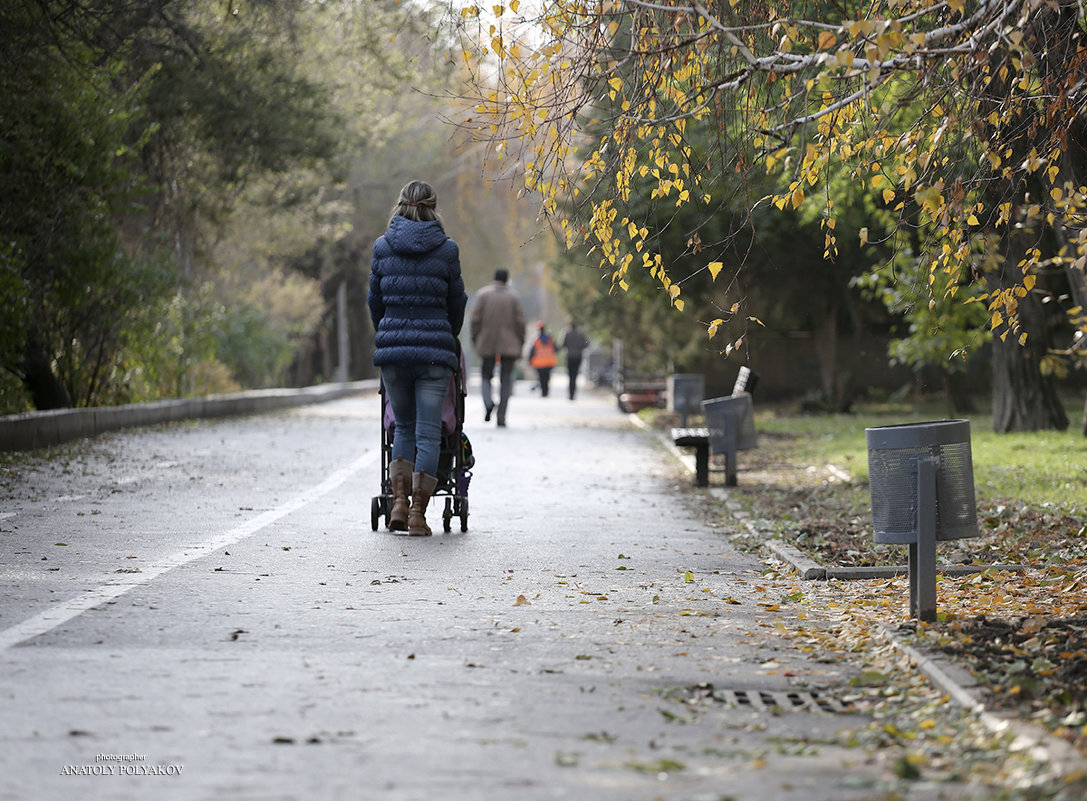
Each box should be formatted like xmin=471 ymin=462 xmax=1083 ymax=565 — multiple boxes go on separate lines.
xmin=679 ymin=683 xmax=853 ymax=713
xmin=715 ymin=689 xmax=851 ymax=713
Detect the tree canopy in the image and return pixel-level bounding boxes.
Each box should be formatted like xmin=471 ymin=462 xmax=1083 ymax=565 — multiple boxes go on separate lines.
xmin=0 ymin=0 xmax=487 ymax=411
xmin=451 ymin=0 xmax=1087 ymax=429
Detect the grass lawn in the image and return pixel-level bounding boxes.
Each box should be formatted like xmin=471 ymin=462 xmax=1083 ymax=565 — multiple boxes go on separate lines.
xmin=752 ymin=397 xmax=1087 ymax=517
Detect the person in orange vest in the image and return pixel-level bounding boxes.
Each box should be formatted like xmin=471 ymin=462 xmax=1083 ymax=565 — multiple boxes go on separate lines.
xmin=527 ymin=322 xmax=559 ymax=397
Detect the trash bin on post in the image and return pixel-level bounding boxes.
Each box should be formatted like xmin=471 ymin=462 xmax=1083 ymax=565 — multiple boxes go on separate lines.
xmin=865 ymin=419 xmax=978 ymax=621
xmin=668 ymin=374 xmax=704 ymax=427
xmin=701 ymin=394 xmax=757 ymax=486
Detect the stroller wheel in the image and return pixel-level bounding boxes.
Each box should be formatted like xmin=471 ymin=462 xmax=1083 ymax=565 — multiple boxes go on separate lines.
xmin=371 ymin=496 xmax=382 ymax=531
xmin=442 ymin=497 xmax=452 ymax=533
xmin=459 ymin=497 xmax=469 ymax=533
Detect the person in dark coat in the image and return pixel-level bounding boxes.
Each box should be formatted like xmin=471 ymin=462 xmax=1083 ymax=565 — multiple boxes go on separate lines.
xmin=368 ymin=180 xmax=467 ymax=536
xmin=560 ymin=320 xmax=590 ymax=400
xmin=469 ymin=269 xmax=526 ymax=426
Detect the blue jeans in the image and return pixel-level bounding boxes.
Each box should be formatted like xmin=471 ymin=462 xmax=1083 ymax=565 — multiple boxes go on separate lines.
xmin=382 ymin=364 xmax=453 ymax=477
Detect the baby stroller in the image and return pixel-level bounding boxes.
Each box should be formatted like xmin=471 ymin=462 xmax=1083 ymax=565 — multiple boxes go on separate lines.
xmin=370 ymin=349 xmax=473 ymax=533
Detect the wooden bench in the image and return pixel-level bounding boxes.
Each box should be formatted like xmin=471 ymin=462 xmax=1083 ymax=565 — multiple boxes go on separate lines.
xmin=672 ymin=427 xmax=711 ymax=487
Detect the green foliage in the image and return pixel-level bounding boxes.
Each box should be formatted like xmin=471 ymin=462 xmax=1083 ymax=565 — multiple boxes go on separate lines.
xmin=0 ymin=0 xmax=403 ymax=411
xmin=0 ymin=0 xmax=543 ymax=413
xmin=0 ymin=5 xmax=173 ymax=408
xmin=0 ymin=243 xmax=29 ymax=377
xmin=118 ymin=280 xmax=313 ymax=400
xmin=855 ymin=247 xmax=991 ymax=375
xmin=455 ymin=0 xmax=1084 ymax=431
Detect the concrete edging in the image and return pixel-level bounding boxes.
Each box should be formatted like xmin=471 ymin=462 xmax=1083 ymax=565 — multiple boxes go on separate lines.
xmin=0 ymin=380 xmax=379 ymax=452
xmin=880 ymin=626 xmax=1087 ymax=779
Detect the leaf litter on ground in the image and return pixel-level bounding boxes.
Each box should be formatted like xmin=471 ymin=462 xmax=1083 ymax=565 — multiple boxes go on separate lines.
xmin=648 ymin=409 xmax=1087 ymax=793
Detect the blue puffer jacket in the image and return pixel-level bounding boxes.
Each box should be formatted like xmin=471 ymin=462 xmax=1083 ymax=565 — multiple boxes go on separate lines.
xmin=368 ymin=216 xmax=468 ymax=371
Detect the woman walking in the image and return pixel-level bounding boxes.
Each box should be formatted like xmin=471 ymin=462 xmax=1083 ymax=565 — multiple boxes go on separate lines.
xmin=368 ymin=181 xmax=468 ymax=535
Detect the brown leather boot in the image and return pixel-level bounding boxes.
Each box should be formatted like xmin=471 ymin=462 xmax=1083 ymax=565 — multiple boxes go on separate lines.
xmin=408 ymin=472 xmax=438 ymax=536
xmin=388 ymin=458 xmax=413 ymax=531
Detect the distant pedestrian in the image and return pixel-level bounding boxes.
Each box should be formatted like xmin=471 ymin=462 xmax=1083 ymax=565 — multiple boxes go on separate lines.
xmin=368 ymin=180 xmax=467 ymax=536
xmin=470 ymin=269 xmax=526 ymax=427
xmin=560 ymin=320 xmax=590 ymax=400
xmin=527 ymin=322 xmax=558 ymax=397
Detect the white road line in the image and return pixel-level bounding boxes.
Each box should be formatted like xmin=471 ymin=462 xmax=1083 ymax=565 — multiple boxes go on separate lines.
xmin=0 ymin=450 xmax=379 ymax=653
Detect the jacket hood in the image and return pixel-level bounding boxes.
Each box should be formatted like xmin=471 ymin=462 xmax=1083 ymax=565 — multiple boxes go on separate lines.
xmin=383 ymin=216 xmax=448 ymax=255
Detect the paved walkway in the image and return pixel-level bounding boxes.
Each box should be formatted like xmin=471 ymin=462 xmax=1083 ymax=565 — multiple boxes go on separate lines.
xmin=0 ymin=376 xmax=1016 ymax=800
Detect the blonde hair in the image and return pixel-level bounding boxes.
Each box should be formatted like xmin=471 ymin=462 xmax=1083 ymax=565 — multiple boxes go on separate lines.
xmin=390 ymin=180 xmax=442 ymax=226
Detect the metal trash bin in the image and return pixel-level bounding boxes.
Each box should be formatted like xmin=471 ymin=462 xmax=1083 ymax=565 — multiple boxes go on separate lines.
xmin=865 ymin=419 xmax=978 ymax=620
xmin=866 ymin=419 xmax=977 ymax=544
xmin=702 ymin=394 xmax=757 ymax=486
xmin=668 ymin=374 xmax=704 ymax=426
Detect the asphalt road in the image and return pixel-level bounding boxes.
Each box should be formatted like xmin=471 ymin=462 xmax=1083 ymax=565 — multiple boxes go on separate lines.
xmin=2 ymin=376 xmax=909 ymax=801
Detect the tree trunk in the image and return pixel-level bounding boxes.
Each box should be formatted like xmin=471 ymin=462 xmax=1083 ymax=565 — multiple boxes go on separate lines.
xmin=1061 ymin=257 xmax=1087 ymax=435
xmin=20 ymin=328 xmax=70 ymax=410
xmin=812 ymin=296 xmax=840 ymax=407
xmin=990 ymin=333 xmax=1068 ymax=432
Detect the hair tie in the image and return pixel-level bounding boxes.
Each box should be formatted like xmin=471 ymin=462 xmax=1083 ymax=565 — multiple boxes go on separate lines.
xmin=401 ymin=201 xmax=418 ymax=207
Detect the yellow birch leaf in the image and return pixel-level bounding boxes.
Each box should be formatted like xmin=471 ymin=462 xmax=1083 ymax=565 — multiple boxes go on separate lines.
xmin=967 ymin=214 xmax=980 ymax=226
xmin=817 ymin=31 xmax=836 ymax=50
xmin=859 ymin=227 xmax=869 ymax=245
xmin=882 ymin=189 xmax=895 ymax=205
xmin=708 ymin=261 xmax=723 ymax=280
xmin=1023 ymin=274 xmax=1037 ymax=291
xmin=708 ymin=319 xmax=724 ymax=339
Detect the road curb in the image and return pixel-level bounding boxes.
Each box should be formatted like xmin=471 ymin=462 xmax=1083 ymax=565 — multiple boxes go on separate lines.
xmin=0 ymin=380 xmax=379 ymax=452
xmin=879 ymin=625 xmax=1087 ymax=780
